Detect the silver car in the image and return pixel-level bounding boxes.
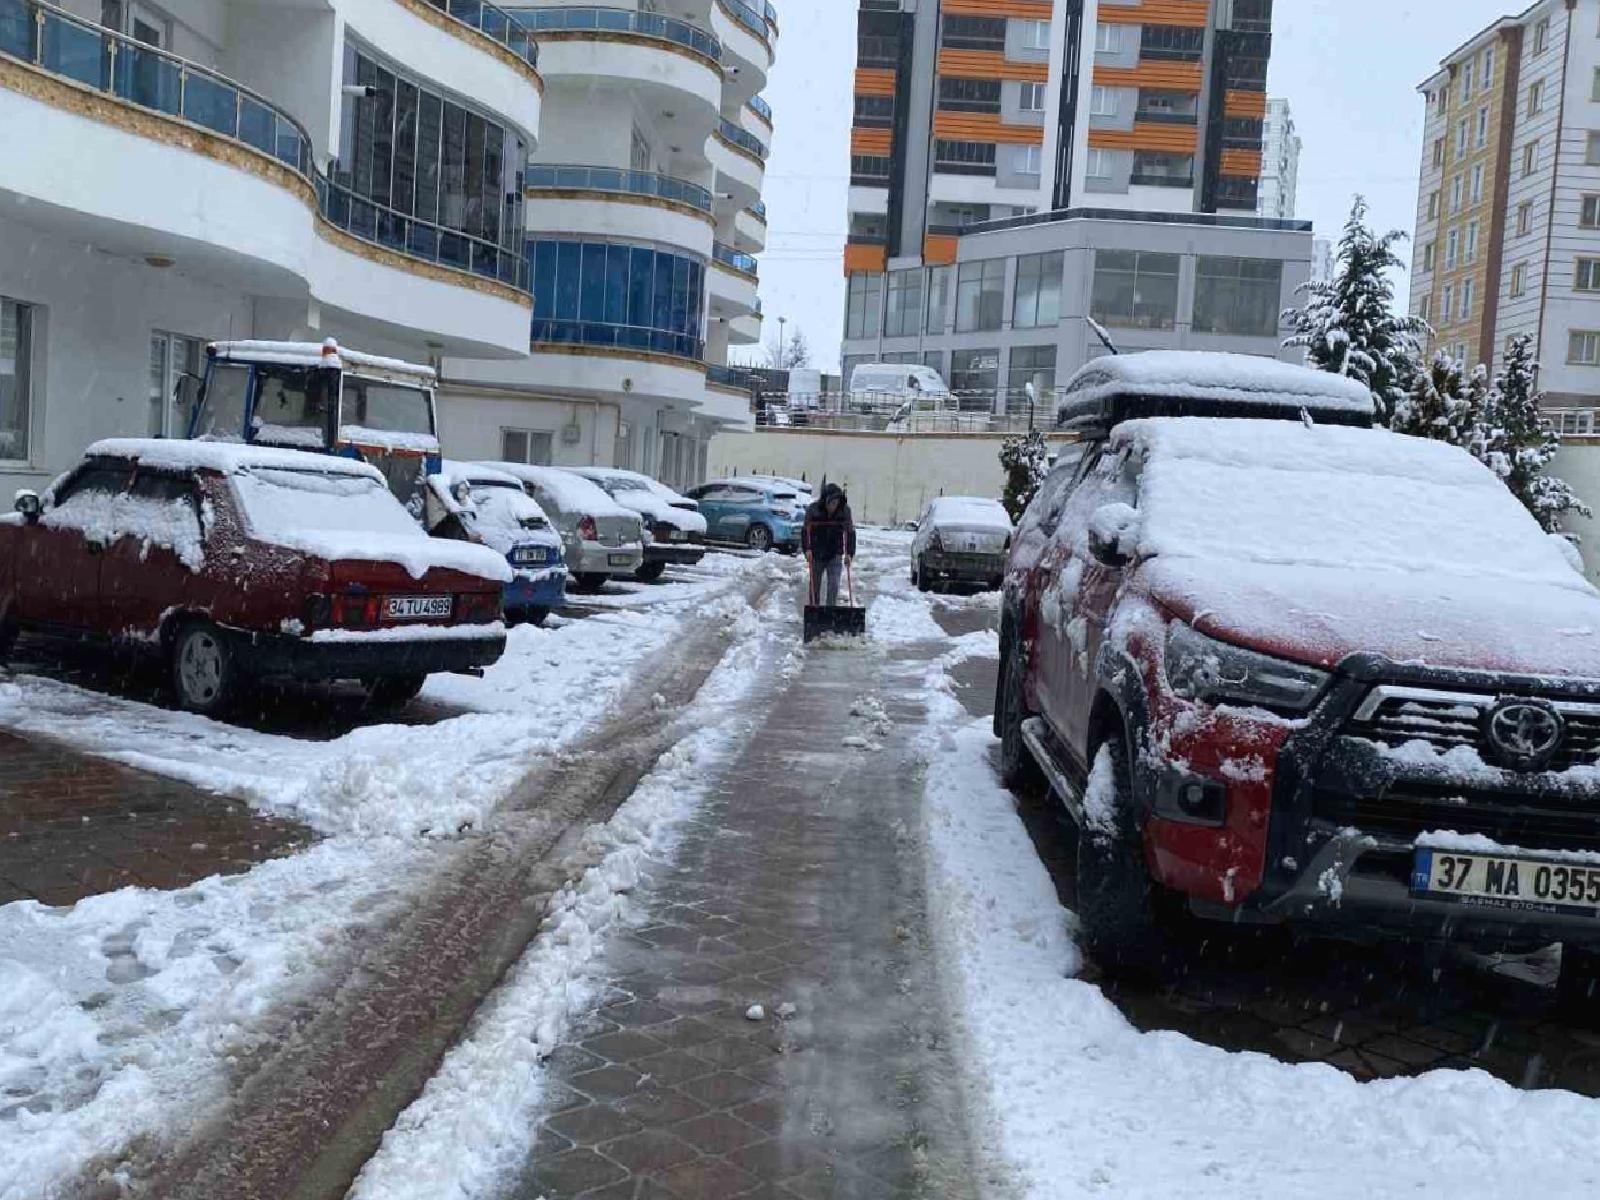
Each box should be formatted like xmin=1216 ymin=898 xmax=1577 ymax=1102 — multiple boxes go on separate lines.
xmin=911 ymin=496 xmax=1013 ymax=592
xmin=481 ymin=463 xmax=644 ymax=592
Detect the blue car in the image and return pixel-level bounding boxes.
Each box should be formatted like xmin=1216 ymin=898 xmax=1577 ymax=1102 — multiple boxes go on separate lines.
xmin=425 ymin=462 xmax=567 ymax=624
xmin=684 ymin=478 xmax=805 ymax=553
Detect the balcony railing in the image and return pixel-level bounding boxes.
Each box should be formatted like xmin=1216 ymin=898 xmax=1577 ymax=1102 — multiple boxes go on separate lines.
xmin=712 ymin=241 xmax=758 ymax=277
xmin=431 ymin=0 xmax=539 ymax=66
xmin=747 ymin=200 xmax=767 ymax=221
xmin=748 ymin=93 xmax=772 ymax=122
xmin=525 ymin=163 xmax=713 ymax=212
xmin=508 ymin=6 xmax=720 ymax=62
xmin=1136 ymin=110 xmax=1198 ymax=125
xmin=717 ymin=0 xmax=766 ymax=40
xmin=707 ymin=363 xmax=754 ymax=390
xmin=1130 ymin=172 xmax=1194 ymax=188
xmin=764 ymin=1 xmax=778 ymax=29
xmin=718 ymin=118 xmax=768 ymax=160
xmin=2 ymin=0 xmax=530 ymax=293
xmin=532 ymin=317 xmax=704 ymax=361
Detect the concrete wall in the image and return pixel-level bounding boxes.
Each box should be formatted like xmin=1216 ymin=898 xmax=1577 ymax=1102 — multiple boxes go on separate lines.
xmin=708 ymin=429 xmax=1078 ymax=527
xmin=1554 ymin=440 xmax=1600 ymax=583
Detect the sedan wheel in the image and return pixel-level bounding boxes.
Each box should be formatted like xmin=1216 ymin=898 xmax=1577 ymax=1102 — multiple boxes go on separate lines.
xmin=747 ymin=524 xmax=773 ymax=552
xmin=913 ymin=557 xmax=931 ymax=593
xmin=172 ymin=622 xmax=234 ymax=715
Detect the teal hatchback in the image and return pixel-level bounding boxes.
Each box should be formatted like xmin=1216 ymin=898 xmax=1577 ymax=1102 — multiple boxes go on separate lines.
xmin=684 ymin=478 xmax=804 ymax=553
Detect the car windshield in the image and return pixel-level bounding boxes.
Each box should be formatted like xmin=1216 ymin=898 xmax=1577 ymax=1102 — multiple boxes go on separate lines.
xmin=234 ymin=465 xmax=420 ymax=541
xmin=342 ymin=376 xmax=433 ymax=437
xmin=249 ymin=366 xmax=335 ymax=449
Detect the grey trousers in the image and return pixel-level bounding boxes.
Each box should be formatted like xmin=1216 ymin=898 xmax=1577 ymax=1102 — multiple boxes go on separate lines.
xmin=810 ymin=556 xmax=844 ymax=606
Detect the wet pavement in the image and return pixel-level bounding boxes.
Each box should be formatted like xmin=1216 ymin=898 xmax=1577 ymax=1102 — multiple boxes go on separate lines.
xmin=512 ymin=592 xmax=978 ymax=1199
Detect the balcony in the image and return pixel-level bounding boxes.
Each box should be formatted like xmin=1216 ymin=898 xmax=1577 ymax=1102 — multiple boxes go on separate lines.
xmin=748 ymin=200 xmax=767 ymax=221
xmin=511 ymin=5 xmax=718 ymax=60
xmin=1130 ymin=172 xmax=1194 ymax=188
xmin=526 ymin=164 xmax=712 ymax=212
xmin=713 ymin=241 xmax=759 ymax=279
xmin=748 ymin=93 xmax=772 ymax=124
xmin=533 ymin=318 xmax=703 ymax=361
xmin=429 ymin=0 xmax=539 ymax=66
xmin=524 ymin=162 xmax=714 ymax=253
xmin=709 ymin=241 xmax=757 ymax=319
xmin=1136 ymin=110 xmax=1199 ymax=125
xmin=707 ymin=363 xmax=754 ymax=391
xmin=712 ymin=117 xmax=767 ymax=200
xmin=712 ymin=0 xmax=773 ymax=90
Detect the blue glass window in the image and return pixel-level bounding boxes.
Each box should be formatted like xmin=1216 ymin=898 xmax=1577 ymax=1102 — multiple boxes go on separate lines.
xmin=528 ymin=238 xmax=707 ymax=361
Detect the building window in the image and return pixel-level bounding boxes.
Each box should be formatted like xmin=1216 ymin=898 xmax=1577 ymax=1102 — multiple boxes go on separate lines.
xmin=933 ymin=139 xmax=997 ymax=176
xmin=1582 ymin=196 xmax=1600 ymax=228
xmin=955 ymin=258 xmax=1006 ymax=332
xmin=1087 ymin=148 xmax=1113 ymax=179
xmin=1442 ymin=284 xmax=1454 ymax=322
xmin=884 ymin=268 xmax=926 ymax=338
xmin=1013 ymin=251 xmax=1063 ymax=329
xmin=845 ymin=271 xmax=884 ymax=339
xmin=501 ymin=428 xmax=553 ymax=465
xmin=1427 ymin=191 xmax=1440 ymax=220
xmin=1142 ymin=24 xmax=1205 ymax=60
xmin=1570 ymin=331 xmax=1600 ymax=365
xmin=853 ymin=94 xmax=895 ymax=127
xmin=1524 ymin=140 xmax=1538 ymax=176
xmin=528 ymin=239 xmax=706 ymax=359
xmin=1510 ymin=262 xmax=1528 ymax=296
xmin=1091 ymin=249 xmax=1180 ymax=330
xmin=1446 ymin=228 xmax=1460 ymax=268
xmin=1476 ymin=107 xmax=1489 ymax=149
xmin=851 ymin=154 xmax=892 ymax=184
xmin=148 ymin=332 xmax=202 ymax=439
xmin=950 ymin=348 xmax=1000 ymax=396
xmin=1094 ymin=22 xmax=1121 ymax=53
xmin=1593 ymin=67 xmax=1600 ymax=103
xmin=1020 ymin=81 xmax=1047 ymax=112
xmin=1090 ymin=85 xmax=1117 ymax=116
xmin=1455 ymin=118 xmax=1468 ymax=157
xmin=1011 ymin=144 xmax=1042 ymax=176
xmin=1431 ymin=138 xmax=1445 ymax=168
xmin=1460 ymin=59 xmax=1475 ymax=102
xmin=1467 ymin=219 xmax=1480 ymax=262
xmin=1471 ymin=163 xmax=1484 ymax=203
xmin=943 ymin=14 xmax=1006 ymax=51
xmin=1461 ymin=277 xmax=1474 ymax=320
xmin=1528 ymin=80 xmax=1544 ymax=116
xmin=1131 ymin=151 xmax=1193 ymax=186
xmin=0 ymin=298 xmax=34 ymax=462
xmin=1193 ymin=256 xmax=1284 ymax=337
xmin=1019 ymin=19 xmax=1050 ymax=50
xmin=927 ymin=265 xmax=952 ymax=334
xmin=1588 ymin=132 xmax=1600 ymax=164
xmin=938 ymin=77 xmax=1002 ymax=114
xmin=1534 ymin=17 xmax=1549 ymax=56
xmin=1006 ymin=345 xmax=1057 ymax=398
xmin=1519 ymin=200 xmax=1534 ymax=234
xmin=1423 ymin=241 xmax=1436 ymax=271
xmin=1483 ymin=45 xmax=1495 ymax=89
xmin=1578 ymin=258 xmax=1600 ymax=292
xmin=1451 ymin=175 xmax=1464 ymax=212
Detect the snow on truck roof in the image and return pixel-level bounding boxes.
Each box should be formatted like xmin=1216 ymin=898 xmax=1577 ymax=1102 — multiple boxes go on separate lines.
xmin=209 ymin=339 xmax=436 ymax=383
xmin=86 ymin=438 xmax=385 ymax=479
xmin=1057 ymin=351 xmax=1375 ymax=431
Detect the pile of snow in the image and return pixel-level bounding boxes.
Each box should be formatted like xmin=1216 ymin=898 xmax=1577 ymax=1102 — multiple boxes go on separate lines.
xmin=925 ymin=496 xmax=1013 ymax=532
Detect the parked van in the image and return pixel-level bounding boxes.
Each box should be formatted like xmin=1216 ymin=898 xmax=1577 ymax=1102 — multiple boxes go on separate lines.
xmin=845 ymin=363 xmax=951 ymax=410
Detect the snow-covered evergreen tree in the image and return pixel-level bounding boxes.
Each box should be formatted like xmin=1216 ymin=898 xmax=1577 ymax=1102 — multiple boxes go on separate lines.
xmin=1282 ymin=196 xmax=1429 ymax=424
xmin=1470 ymin=334 xmax=1590 ymax=532
xmin=1392 ymin=350 xmax=1489 ymax=446
xmin=999 ymin=429 xmax=1049 ymax=523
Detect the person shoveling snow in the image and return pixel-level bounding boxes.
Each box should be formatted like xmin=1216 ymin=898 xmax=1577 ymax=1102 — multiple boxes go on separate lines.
xmin=802 ymin=483 xmax=865 ymax=642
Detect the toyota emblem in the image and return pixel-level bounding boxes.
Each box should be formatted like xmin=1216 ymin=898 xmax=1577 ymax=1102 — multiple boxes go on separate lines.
xmin=1485 ymin=699 xmax=1564 ymax=771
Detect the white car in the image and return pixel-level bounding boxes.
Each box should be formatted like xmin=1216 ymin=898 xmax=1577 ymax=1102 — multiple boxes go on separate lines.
xmin=567 ymin=468 xmax=708 ymax=582
xmin=911 ymin=496 xmax=1014 ymax=592
xmin=479 ymin=463 xmax=644 ymax=593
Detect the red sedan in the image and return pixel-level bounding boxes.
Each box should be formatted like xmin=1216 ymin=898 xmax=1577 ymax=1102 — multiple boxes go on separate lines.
xmin=0 ymin=440 xmax=510 ymax=714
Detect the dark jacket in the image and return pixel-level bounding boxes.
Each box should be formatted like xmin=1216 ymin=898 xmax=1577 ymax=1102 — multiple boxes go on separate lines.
xmin=802 ymin=484 xmax=857 ymax=562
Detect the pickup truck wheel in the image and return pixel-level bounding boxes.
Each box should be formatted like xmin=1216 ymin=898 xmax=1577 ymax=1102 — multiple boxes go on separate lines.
xmin=365 ymin=674 xmax=427 ymax=711
xmin=747 ymin=524 xmax=773 ymax=553
xmin=171 ymin=621 xmax=236 ymax=715
xmin=1557 ymin=944 xmax=1600 ymax=1024
xmin=998 ymin=636 xmax=1044 ymax=794
xmin=1075 ymin=739 xmax=1177 ymax=979
xmin=635 ymin=559 xmax=667 ymax=583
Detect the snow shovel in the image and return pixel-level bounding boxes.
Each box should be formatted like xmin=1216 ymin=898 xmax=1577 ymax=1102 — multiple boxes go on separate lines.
xmin=804 ymin=558 xmax=866 ymax=643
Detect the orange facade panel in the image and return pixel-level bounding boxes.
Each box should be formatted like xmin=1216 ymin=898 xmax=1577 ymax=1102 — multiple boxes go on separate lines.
xmin=855 ymin=68 xmax=896 ymax=97
xmin=932 ymin=111 xmax=1044 ymax=145
xmin=923 ymin=234 xmax=959 ymax=265
xmin=844 ymin=242 xmax=887 ymax=275
xmin=1096 ymin=0 xmax=1209 ymax=26
xmin=1092 ymin=61 xmax=1203 ymax=91
xmin=851 ymin=128 xmax=893 ymax=156
xmin=942 ymin=0 xmax=1052 ymax=17
xmin=937 ymin=48 xmax=1049 ymax=83
xmin=1087 ymin=123 xmax=1199 ymax=154
xmin=1225 ymin=89 xmax=1268 ymax=117
xmin=1220 ymin=149 xmax=1263 ymax=177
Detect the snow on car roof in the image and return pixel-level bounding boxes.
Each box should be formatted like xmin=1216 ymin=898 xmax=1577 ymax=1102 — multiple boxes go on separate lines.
xmin=1057 ymin=351 xmax=1375 ymax=428
xmin=479 ymin=462 xmax=635 ymax=519
xmin=86 ymin=438 xmax=384 ymax=480
xmin=209 ymin=339 xmax=436 ymax=382
xmin=928 ymin=496 xmax=1012 ymax=529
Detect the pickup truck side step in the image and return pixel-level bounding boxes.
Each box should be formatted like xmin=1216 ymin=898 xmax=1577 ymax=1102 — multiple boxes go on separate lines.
xmin=1020 ymin=716 xmax=1086 ymax=826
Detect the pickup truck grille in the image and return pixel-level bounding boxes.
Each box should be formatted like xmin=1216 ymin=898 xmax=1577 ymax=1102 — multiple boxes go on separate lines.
xmin=1312 ymin=783 xmax=1600 ymax=853
xmin=1346 ymin=687 xmax=1600 ymax=772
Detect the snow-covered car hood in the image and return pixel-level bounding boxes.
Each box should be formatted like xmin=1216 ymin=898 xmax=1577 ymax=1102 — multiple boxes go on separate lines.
xmin=1144 ymin=558 xmax=1600 ymax=679
xmin=611 ymin=491 xmax=708 ymax=535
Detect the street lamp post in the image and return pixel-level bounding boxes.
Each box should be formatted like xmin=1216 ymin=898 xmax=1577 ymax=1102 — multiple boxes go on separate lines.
xmin=777 ymin=315 xmax=787 ymax=367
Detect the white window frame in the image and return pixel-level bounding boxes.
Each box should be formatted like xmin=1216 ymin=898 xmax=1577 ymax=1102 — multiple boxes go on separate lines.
xmin=1483 ymin=45 xmax=1495 ymax=89
xmin=1086 ymin=147 xmax=1112 ymax=179
xmin=1442 ymin=284 xmax=1455 ymax=322
xmin=1524 ymin=139 xmax=1539 ymax=176
xmin=1451 ymin=175 xmax=1464 ymax=212
xmin=1519 ymin=200 xmax=1534 ymax=234
xmin=1587 ymin=131 xmax=1600 ymax=165
xmin=1476 ymin=106 xmax=1489 ymax=149
xmin=148 ymin=330 xmax=203 ymax=439
xmin=1455 ymin=119 xmax=1468 ymax=157
xmin=1019 ymin=81 xmax=1047 ymax=113
xmin=1012 ymin=143 xmax=1042 ymax=176
xmin=0 ymin=296 xmax=36 ymax=465
xmin=1461 ymin=276 xmax=1474 ymax=320
xmin=1582 ymin=195 xmax=1600 ymax=229
xmin=1471 ymin=163 xmax=1484 ymax=203
xmin=1446 ymin=228 xmax=1460 ymax=268
xmin=500 ymin=427 xmax=554 ymax=465
xmin=1019 ymin=18 xmax=1049 ymax=50
xmin=1510 ymin=261 xmax=1527 ymax=297
xmin=1460 ymin=59 xmax=1475 ymax=102
xmin=1570 ymin=330 xmax=1600 ymax=366
xmin=1578 ymin=258 xmax=1600 ymax=293
xmin=1528 ymin=79 xmax=1544 ymax=116
xmin=1467 ymin=219 xmax=1480 ymax=262
xmin=1089 ymin=85 xmax=1116 ymax=116
xmin=1094 ymin=22 xmax=1120 ymax=53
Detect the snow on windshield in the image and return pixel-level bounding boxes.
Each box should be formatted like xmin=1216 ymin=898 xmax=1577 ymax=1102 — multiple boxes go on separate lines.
xmin=929 ymin=497 xmax=1012 ymax=530
xmin=234 ymin=467 xmax=508 ymax=581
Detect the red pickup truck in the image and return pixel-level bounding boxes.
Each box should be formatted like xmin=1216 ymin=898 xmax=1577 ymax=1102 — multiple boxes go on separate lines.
xmin=0 ymin=440 xmax=510 ymax=714
xmin=998 ymin=351 xmax=1600 ymax=1013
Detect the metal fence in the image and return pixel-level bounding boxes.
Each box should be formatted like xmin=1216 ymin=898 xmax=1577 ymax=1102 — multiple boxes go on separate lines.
xmin=754 ymin=391 xmax=1049 ymax=434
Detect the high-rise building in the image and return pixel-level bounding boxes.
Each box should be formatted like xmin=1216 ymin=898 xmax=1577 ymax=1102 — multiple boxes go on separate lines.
xmin=1259 ymin=97 xmax=1300 ymax=219
xmin=1410 ymin=0 xmax=1600 ymax=407
xmin=842 ymin=0 xmax=1307 ymax=399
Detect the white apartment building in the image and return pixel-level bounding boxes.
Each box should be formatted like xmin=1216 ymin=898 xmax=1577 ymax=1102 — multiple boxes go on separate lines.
xmin=0 ymin=0 xmax=776 ymax=499
xmin=440 ymin=0 xmax=776 ymax=492
xmin=1258 ymin=96 xmax=1299 ymax=219
xmin=1 ymin=0 xmax=544 ymax=498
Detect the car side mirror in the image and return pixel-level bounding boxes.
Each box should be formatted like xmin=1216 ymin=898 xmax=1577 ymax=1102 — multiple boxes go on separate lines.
xmin=1087 ymin=501 xmax=1139 ymax=569
xmin=14 ymin=490 xmax=41 ymax=523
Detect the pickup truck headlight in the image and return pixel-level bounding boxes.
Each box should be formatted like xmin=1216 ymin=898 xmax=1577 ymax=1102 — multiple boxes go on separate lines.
xmin=1164 ymin=621 xmax=1329 ymax=714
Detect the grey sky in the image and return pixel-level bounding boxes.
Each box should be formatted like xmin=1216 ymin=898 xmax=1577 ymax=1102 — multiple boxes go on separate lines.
xmin=754 ymin=0 xmax=1518 ymax=373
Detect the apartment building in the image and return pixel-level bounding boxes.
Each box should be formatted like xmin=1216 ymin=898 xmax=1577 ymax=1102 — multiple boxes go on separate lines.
xmin=0 ymin=0 xmax=775 ymax=499
xmin=842 ymin=0 xmax=1304 ymax=395
xmin=443 ymin=0 xmax=777 ymax=490
xmin=1258 ymin=96 xmax=1299 ymax=218
xmin=1410 ymin=0 xmax=1600 ymax=408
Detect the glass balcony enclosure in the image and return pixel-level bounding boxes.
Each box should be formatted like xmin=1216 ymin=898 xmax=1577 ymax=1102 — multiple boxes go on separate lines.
xmin=528 ymin=238 xmax=707 ymax=361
